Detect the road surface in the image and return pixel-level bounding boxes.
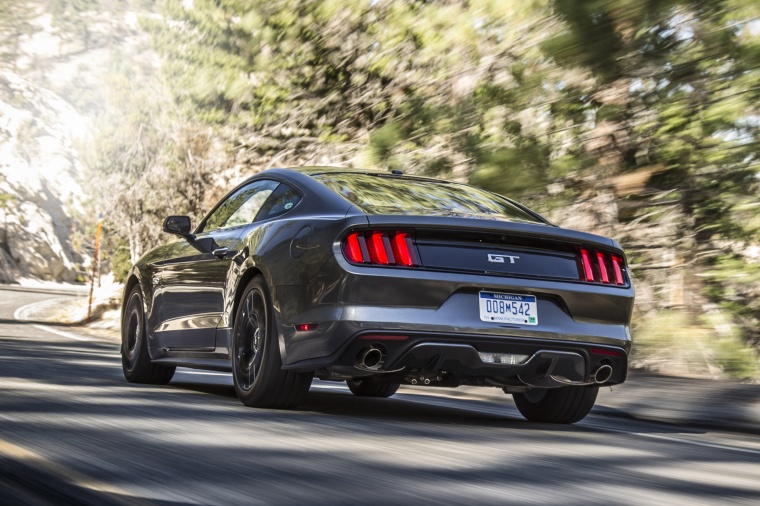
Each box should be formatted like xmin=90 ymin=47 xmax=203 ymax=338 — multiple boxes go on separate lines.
xmin=1 ymin=287 xmax=759 ymax=505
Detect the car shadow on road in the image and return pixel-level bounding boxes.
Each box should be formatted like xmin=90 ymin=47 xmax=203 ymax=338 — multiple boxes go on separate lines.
xmin=0 ymin=331 xmax=707 ymax=438
xmin=168 ymin=379 xmax=706 ymax=436
xmin=171 ymin=379 xmax=540 ymax=429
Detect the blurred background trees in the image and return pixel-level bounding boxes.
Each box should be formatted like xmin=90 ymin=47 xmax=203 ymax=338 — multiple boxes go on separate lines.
xmin=0 ymin=0 xmax=758 ymax=378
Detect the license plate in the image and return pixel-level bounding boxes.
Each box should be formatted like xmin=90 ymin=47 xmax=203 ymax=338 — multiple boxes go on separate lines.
xmin=479 ymin=291 xmax=538 ymax=325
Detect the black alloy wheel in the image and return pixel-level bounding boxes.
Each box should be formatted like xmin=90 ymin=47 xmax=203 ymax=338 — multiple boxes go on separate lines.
xmin=121 ymin=287 xmax=175 ymax=384
xmin=235 ymin=287 xmax=267 ymax=391
xmin=232 ymin=276 xmax=312 ymax=408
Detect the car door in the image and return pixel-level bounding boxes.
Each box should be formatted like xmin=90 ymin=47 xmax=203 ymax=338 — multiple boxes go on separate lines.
xmin=155 ymin=179 xmax=281 ymax=351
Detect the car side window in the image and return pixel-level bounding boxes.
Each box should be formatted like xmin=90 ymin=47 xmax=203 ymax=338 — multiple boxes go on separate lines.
xmin=255 ymin=183 xmax=303 ymax=221
xmin=199 ymin=180 xmax=280 ymax=233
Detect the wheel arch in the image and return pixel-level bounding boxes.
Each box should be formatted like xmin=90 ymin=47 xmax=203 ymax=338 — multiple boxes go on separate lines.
xmin=121 ymin=273 xmax=141 ymax=321
xmin=230 ymin=266 xmax=264 ymax=329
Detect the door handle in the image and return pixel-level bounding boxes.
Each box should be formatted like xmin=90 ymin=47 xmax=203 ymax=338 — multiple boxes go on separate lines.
xmin=212 ymin=247 xmax=238 ymax=259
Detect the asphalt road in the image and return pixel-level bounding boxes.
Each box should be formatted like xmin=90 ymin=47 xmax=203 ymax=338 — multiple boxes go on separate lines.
xmin=2 ymin=288 xmax=760 ymax=505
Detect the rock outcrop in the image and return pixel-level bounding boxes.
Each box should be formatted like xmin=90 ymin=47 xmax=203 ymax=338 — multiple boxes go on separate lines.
xmin=0 ymin=70 xmax=86 ymax=282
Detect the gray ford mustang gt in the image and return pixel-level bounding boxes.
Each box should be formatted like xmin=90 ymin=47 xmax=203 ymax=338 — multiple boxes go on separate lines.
xmin=121 ymin=167 xmax=634 ymax=423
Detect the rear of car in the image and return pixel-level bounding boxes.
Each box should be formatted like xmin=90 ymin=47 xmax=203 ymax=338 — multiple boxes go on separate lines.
xmin=279 ymin=171 xmax=634 ymax=410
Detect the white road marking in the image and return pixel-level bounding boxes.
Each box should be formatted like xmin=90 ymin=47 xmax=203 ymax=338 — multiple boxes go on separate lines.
xmin=31 ymin=324 xmax=92 ymax=341
xmin=13 ymin=300 xmax=92 ymax=342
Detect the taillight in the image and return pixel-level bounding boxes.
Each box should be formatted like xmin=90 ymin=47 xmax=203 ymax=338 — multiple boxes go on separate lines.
xmin=596 ymin=251 xmax=609 ymax=283
xmin=344 ymin=233 xmax=364 ymax=263
xmin=578 ymin=248 xmax=625 ymax=285
xmin=579 ymin=249 xmax=594 ymax=282
xmin=368 ymin=232 xmax=390 ymax=264
xmin=343 ymin=230 xmax=421 ymax=267
xmin=391 ymin=232 xmax=413 ymax=266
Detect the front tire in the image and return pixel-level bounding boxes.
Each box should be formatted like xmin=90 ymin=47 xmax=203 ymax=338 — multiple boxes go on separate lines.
xmin=232 ymin=276 xmax=312 ymax=409
xmin=121 ymin=287 xmax=175 ymax=384
xmin=512 ymin=385 xmax=598 ymax=424
xmin=346 ymin=378 xmax=400 ymax=398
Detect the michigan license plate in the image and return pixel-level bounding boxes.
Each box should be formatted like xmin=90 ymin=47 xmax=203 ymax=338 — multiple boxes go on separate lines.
xmin=479 ymin=291 xmax=538 ymax=325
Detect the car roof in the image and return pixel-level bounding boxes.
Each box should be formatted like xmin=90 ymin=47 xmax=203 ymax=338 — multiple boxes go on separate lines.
xmin=284 ymin=166 xmax=384 ymax=175
xmin=280 ymin=166 xmax=450 ymax=184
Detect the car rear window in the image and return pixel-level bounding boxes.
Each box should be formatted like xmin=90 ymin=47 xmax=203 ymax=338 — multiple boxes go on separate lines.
xmin=312 ymin=173 xmax=544 ymax=223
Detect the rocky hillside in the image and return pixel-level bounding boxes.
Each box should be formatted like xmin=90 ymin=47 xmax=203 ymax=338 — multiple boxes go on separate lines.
xmin=0 ymin=70 xmax=86 ymax=282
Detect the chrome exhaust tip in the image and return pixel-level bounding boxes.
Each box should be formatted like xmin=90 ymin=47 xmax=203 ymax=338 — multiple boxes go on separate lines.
xmin=592 ymin=364 xmax=613 ymax=384
xmin=356 ymin=347 xmax=384 ymax=370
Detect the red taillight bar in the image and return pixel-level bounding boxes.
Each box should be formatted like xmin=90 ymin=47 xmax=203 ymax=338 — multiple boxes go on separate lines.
xmin=611 ymin=255 xmax=624 ymax=285
xmin=345 ymin=233 xmax=363 ymax=263
xmin=580 ymin=249 xmax=595 ymax=282
xmin=596 ymin=251 xmax=609 ymax=283
xmin=578 ymin=248 xmax=626 ymax=285
xmin=391 ymin=232 xmax=413 ymax=267
xmin=368 ymin=232 xmax=390 ymax=264
xmin=343 ymin=230 xmax=420 ymax=267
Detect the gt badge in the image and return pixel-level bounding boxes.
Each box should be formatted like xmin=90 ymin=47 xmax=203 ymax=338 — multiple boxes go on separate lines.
xmin=488 ymin=253 xmax=520 ymax=264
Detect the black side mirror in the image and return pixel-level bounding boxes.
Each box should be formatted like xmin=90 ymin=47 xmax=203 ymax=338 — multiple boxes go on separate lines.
xmin=162 ymin=216 xmax=194 ymax=240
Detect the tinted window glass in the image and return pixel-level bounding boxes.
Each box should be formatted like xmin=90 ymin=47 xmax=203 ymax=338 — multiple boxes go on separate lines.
xmin=256 ymin=183 xmax=302 ymax=221
xmin=312 ymin=173 xmax=543 ymax=223
xmin=200 ymin=180 xmax=280 ymax=232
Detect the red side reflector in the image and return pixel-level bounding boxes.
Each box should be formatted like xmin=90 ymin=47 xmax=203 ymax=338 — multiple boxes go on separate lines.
xmin=596 ymin=251 xmax=609 ymax=283
xmin=345 ymin=232 xmax=364 ymax=263
xmin=391 ymin=231 xmax=413 ymax=266
xmin=358 ymin=334 xmax=409 ymax=341
xmin=295 ymin=323 xmax=318 ymax=332
xmin=580 ymin=249 xmax=594 ymax=282
xmin=368 ymin=232 xmax=390 ymax=264
xmin=590 ymin=348 xmax=623 ymax=357
xmin=611 ymin=255 xmax=625 ymax=285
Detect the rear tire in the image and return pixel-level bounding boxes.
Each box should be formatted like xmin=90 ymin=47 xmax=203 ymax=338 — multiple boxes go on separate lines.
xmin=232 ymin=276 xmax=313 ymax=409
xmin=346 ymin=378 xmax=400 ymax=398
xmin=512 ymin=385 xmax=598 ymax=424
xmin=121 ymin=287 xmax=175 ymax=384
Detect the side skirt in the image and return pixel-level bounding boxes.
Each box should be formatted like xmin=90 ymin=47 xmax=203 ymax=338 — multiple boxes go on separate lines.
xmin=151 ymin=357 xmax=232 ymax=372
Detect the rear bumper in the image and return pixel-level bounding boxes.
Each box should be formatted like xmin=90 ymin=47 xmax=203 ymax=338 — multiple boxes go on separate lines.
xmin=273 ymin=244 xmax=633 ymax=387
xmin=277 ymin=286 xmax=632 ymax=358
xmin=281 ymin=328 xmax=629 ymax=387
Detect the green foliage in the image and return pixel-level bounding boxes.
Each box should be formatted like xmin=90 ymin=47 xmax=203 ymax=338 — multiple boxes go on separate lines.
xmin=0 ymin=174 xmax=14 ymax=212
xmin=368 ymin=122 xmax=403 ymax=166
xmin=632 ymin=309 xmax=758 ymax=380
xmin=705 ymin=255 xmax=760 ymax=346
xmin=110 ymin=243 xmax=132 ymax=283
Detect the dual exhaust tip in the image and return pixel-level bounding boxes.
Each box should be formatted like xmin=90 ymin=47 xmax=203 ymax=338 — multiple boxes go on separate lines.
xmin=592 ymin=364 xmax=613 ymax=384
xmin=356 ymin=346 xmax=385 ymax=370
